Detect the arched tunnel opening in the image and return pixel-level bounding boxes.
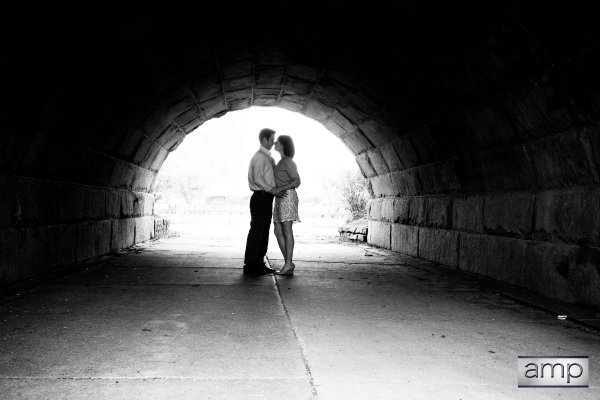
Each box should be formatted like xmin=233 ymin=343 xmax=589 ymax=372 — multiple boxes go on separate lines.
xmin=1 ymin=3 xmax=600 ymax=397
xmin=152 ymin=106 xmax=362 ymax=244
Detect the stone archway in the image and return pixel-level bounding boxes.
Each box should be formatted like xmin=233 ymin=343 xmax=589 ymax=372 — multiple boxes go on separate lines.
xmin=1 ymin=3 xmax=600 ymax=307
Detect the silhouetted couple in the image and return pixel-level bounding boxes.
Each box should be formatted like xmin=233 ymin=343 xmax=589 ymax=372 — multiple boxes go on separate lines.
xmin=243 ymin=128 xmax=301 ymax=276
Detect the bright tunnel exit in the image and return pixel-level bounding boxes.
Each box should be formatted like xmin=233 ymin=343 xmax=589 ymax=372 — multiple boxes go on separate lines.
xmin=153 ymin=107 xmax=370 ymax=244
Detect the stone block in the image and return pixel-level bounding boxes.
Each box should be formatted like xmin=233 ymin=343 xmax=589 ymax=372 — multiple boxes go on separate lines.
xmin=338 ymin=103 xmax=367 ymax=128
xmin=0 ymin=229 xmax=19 ymax=284
xmin=120 ymin=190 xmax=135 ymax=218
xmin=360 ymin=119 xmax=393 ymax=147
xmin=418 ymin=227 xmax=459 ymax=267
xmin=409 ymin=127 xmax=439 ymax=165
xmin=16 ymin=180 xmax=43 ymax=225
xmin=483 ymin=191 xmax=534 ymax=238
xmin=135 ymin=216 xmax=155 ymax=243
xmin=132 ymin=169 xmax=156 ymax=192
xmin=56 ymin=183 xmax=85 ymax=222
xmin=366 ymin=199 xmax=375 ymax=220
xmin=328 ymin=109 xmax=354 ymax=133
xmin=81 ymin=150 xmax=116 ymax=188
xmin=579 ymin=125 xmax=600 ymax=182
xmin=408 ymin=197 xmax=426 ymax=226
xmin=389 ymin=169 xmax=421 ymax=196
xmin=43 ymin=224 xmax=77 ymax=267
xmin=105 ymin=189 xmax=120 ymax=218
xmin=393 ymin=135 xmax=418 ymax=168
xmin=379 ymin=142 xmax=403 ymax=172
xmin=388 ymin=170 xmax=404 ymax=197
xmin=84 ymin=187 xmax=106 ymax=220
xmin=369 ymin=197 xmax=386 ymax=221
xmin=501 ymin=84 xmax=561 ymax=140
xmin=356 ymin=153 xmax=377 ymax=178
xmin=391 ymin=224 xmax=418 ymax=257
xmin=322 ymin=117 xmax=348 ymax=138
xmin=118 ymin=131 xmax=143 ymax=159
xmin=133 ymin=137 xmax=153 ymax=164
xmin=0 ymin=177 xmax=16 ymax=229
xmin=393 ymin=197 xmax=410 ymax=224
xmin=132 ymin=192 xmax=146 ymax=217
xmin=452 ymin=195 xmax=483 ymax=233
xmin=347 ymin=233 xmax=358 ymax=241
xmin=570 ymin=246 xmax=600 ymax=308
xmin=141 ymin=193 xmax=155 ymax=216
xmin=109 ymin=162 xmax=136 ymax=190
xmin=17 ymin=227 xmax=47 ymax=280
xmin=16 ymin=180 xmax=83 ymax=225
xmin=150 ymin=148 xmax=170 ymax=171
xmin=425 ymin=196 xmax=452 ymax=229
xmin=140 ymin=106 xmax=171 ymax=140
xmin=368 ymin=220 xmax=391 ymax=249
xmin=111 ymin=218 xmax=136 ymax=250
xmin=369 ymin=174 xmax=394 ymax=197
xmin=479 ymin=145 xmax=536 ymax=191
xmin=461 ymin=103 xmax=515 ymax=151
xmin=379 ymin=198 xmax=395 ymax=222
xmin=285 ymin=75 xmax=316 ymax=95
xmin=418 ymin=160 xmax=461 ymax=195
xmin=76 ymin=220 xmax=112 ymax=262
xmin=454 ymin=154 xmax=485 ymax=193
xmin=535 ymin=188 xmax=600 ymax=246
xmin=342 ymin=130 xmax=373 ymax=155
xmin=366 ymin=149 xmax=390 ymax=175
xmin=304 ymin=99 xmax=331 ymax=121
xmin=523 ymin=241 xmax=578 ymax=304
xmin=526 ymin=130 xmax=597 ymax=188
xmin=458 ymin=233 xmax=526 ymax=285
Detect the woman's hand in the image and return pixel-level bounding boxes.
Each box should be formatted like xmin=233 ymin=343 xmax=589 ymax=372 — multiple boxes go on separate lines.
xmin=270 ymin=188 xmax=286 ymax=197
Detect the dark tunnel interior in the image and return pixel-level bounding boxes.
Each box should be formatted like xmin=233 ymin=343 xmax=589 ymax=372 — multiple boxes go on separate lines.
xmin=2 ymin=1 xmax=600 ymax=309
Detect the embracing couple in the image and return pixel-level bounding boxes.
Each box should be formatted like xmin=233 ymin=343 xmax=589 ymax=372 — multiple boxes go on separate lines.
xmin=243 ymin=128 xmax=301 ymax=276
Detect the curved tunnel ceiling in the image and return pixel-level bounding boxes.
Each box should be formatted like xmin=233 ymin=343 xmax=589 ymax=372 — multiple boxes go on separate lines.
xmin=2 ymin=2 xmax=598 ymax=195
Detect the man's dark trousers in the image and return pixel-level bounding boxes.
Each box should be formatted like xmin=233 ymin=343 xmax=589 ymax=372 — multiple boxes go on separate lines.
xmin=244 ymin=190 xmax=274 ymax=269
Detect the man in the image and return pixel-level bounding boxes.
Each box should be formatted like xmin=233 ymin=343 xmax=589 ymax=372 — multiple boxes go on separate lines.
xmin=243 ymin=128 xmax=282 ymax=275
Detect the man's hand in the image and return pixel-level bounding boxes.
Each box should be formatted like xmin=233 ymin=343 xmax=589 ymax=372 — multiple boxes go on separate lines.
xmin=270 ymin=188 xmax=287 ymax=198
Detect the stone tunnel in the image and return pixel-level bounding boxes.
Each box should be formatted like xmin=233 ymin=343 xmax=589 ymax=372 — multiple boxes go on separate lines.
xmin=1 ymin=2 xmax=600 ymax=311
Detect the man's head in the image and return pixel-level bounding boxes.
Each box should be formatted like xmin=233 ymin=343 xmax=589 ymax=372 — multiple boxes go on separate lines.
xmin=258 ymin=128 xmax=276 ymax=150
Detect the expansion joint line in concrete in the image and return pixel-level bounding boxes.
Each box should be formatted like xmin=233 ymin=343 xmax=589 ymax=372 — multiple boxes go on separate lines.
xmin=272 ymin=276 xmax=319 ymax=400
xmin=0 ymin=376 xmax=309 ymax=381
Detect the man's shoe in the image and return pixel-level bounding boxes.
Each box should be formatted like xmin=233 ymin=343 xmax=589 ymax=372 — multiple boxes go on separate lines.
xmin=243 ymin=265 xmax=271 ymax=275
xmin=243 ymin=268 xmax=267 ymax=275
xmin=260 ymin=264 xmax=276 ymax=273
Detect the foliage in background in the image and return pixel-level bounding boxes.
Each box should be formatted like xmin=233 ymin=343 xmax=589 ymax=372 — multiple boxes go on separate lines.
xmin=338 ymin=170 xmax=370 ymax=222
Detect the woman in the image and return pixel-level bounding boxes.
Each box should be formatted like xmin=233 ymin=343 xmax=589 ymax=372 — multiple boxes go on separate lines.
xmin=272 ymin=135 xmax=301 ymax=275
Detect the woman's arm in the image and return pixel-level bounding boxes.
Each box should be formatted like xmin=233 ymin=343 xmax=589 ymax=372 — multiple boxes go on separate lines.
xmin=274 ymin=176 xmax=300 ymax=192
xmin=271 ymin=159 xmax=300 ymax=195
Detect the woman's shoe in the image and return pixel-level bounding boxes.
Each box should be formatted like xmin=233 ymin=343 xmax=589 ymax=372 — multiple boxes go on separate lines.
xmin=275 ymin=263 xmax=295 ymax=275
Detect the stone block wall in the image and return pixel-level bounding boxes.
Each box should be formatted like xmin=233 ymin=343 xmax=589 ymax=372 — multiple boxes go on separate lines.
xmin=366 ymin=125 xmax=600 ymax=308
xmin=0 ymin=176 xmax=155 ymax=285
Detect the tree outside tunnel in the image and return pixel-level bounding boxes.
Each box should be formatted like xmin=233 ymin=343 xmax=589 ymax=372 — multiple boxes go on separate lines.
xmin=152 ymin=107 xmax=367 ymax=242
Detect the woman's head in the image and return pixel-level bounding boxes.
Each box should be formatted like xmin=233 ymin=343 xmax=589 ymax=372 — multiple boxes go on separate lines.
xmin=275 ymin=135 xmax=295 ymax=158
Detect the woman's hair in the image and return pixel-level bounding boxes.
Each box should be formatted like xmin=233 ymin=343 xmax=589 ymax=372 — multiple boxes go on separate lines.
xmin=277 ymin=135 xmax=295 ymax=158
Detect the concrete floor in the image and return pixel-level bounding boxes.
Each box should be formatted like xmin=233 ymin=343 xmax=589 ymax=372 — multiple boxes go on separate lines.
xmin=1 ymin=224 xmax=599 ymax=399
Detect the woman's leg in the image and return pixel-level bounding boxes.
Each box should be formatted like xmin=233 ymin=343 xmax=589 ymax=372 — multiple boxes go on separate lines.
xmin=273 ymin=222 xmax=286 ymax=262
xmin=282 ymin=221 xmax=295 ymax=268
